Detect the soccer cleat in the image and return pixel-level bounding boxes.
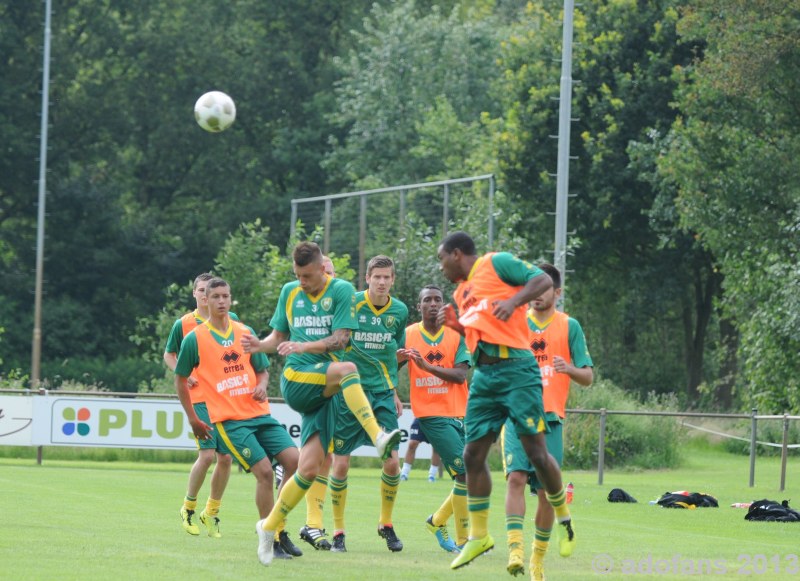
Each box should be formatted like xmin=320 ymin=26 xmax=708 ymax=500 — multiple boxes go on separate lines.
xmin=557 ymin=519 xmax=576 ymax=557
xmin=375 ymin=429 xmax=402 ymax=461
xmin=428 ymin=475 xmax=436 ymax=483
xmin=299 ymin=525 xmax=332 ymax=550
xmin=377 ymin=524 xmax=404 ymax=552
xmin=507 ymin=543 xmax=524 ymax=576
xmin=450 ymin=535 xmax=495 ymax=569
xmin=273 ymin=541 xmax=293 ymax=560
xmin=278 ymin=530 xmax=303 ymax=557
xmin=255 ymin=519 xmax=275 ymax=566
xmin=531 ymin=562 xmax=546 ymax=581
xmin=425 ymin=515 xmax=459 ymax=553
xmin=331 ymin=532 xmax=347 ymax=553
xmin=198 ymin=510 xmax=221 ymax=538
xmin=400 ymin=473 xmax=408 ymax=482
xmin=180 ymin=507 xmax=200 ymax=536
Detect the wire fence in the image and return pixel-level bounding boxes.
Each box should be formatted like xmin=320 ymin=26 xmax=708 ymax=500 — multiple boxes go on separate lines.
xmin=567 ymin=407 xmax=800 ymax=491
xmin=290 ymin=175 xmax=495 ymax=289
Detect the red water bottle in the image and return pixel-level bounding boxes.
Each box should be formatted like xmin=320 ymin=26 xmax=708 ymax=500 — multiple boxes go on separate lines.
xmin=566 ymin=482 xmax=574 ymax=504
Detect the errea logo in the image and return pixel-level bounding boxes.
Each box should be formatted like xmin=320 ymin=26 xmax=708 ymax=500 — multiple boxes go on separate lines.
xmin=62 ymin=407 xmax=91 ymax=436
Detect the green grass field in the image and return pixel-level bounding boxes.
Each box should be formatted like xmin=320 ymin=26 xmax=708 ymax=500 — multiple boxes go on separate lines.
xmin=3 ymin=441 xmax=800 ymax=580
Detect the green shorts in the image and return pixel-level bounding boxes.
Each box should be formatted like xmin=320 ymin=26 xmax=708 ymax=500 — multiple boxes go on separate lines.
xmin=465 ymin=357 xmax=548 ymax=443
xmin=281 ymin=362 xmax=339 ymax=452
xmin=333 ymin=389 xmax=399 ymax=456
xmin=418 ymin=416 xmax=466 ymax=479
xmin=215 ymin=415 xmax=296 ymax=472
xmin=501 ymin=417 xmax=563 ymax=489
xmin=193 ymin=402 xmax=225 ymax=452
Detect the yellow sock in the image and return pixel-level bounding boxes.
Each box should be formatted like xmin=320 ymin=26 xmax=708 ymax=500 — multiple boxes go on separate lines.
xmin=467 ymin=495 xmax=490 ymax=539
xmin=340 ymin=373 xmax=381 ymax=443
xmin=452 ymin=480 xmax=469 ymax=545
xmin=432 ymin=491 xmax=454 ymax=526
xmin=379 ymin=470 xmax=400 ymax=525
xmin=329 ymin=476 xmax=348 ymax=532
xmin=305 ymin=475 xmax=328 ymax=529
xmin=264 ymin=473 xmax=312 ymax=531
xmin=532 ymin=527 xmax=551 ymax=566
xmin=546 ymin=488 xmax=571 ymax=522
xmin=506 ymin=514 xmax=524 ymax=549
xmin=183 ymin=496 xmax=197 ymax=511
xmin=204 ymin=497 xmax=221 ymax=517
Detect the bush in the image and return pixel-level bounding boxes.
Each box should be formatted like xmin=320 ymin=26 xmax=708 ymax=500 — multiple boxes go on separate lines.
xmin=40 ymin=357 xmax=164 ymax=393
xmin=722 ymin=418 xmax=800 ymax=458
xmin=565 ymin=379 xmax=684 ymax=470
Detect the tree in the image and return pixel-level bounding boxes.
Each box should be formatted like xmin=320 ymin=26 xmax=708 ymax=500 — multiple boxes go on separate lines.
xmin=493 ymin=0 xmax=717 ymax=399
xmin=659 ymin=0 xmax=800 ymax=412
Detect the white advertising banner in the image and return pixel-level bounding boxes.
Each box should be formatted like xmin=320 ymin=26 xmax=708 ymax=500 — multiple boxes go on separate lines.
xmin=0 ymin=395 xmax=34 ymax=446
xmin=22 ymin=394 xmax=427 ymax=458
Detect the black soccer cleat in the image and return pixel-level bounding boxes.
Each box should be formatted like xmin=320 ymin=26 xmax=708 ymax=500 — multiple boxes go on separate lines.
xmin=272 ymin=540 xmax=293 ymax=560
xmin=331 ymin=532 xmax=347 ymax=553
xmin=299 ymin=525 xmax=332 ymax=550
xmin=278 ymin=530 xmax=303 ymax=557
xmin=378 ymin=524 xmax=404 ymax=552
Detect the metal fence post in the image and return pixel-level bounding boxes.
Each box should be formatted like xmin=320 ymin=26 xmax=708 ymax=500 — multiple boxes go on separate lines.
xmin=323 ymin=198 xmax=332 ymax=254
xmin=358 ymin=195 xmax=367 ymax=290
xmin=488 ymin=175 xmax=495 ymax=249
xmin=597 ymin=408 xmax=607 ymax=485
xmin=780 ymin=413 xmax=789 ymax=491
xmin=399 ymin=189 xmax=406 ymax=233
xmin=749 ymin=407 xmax=757 ymax=487
xmin=442 ymin=183 xmax=450 ymax=238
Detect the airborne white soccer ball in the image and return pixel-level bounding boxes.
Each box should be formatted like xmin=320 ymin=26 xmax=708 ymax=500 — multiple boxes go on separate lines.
xmin=194 ymin=91 xmax=236 ymax=133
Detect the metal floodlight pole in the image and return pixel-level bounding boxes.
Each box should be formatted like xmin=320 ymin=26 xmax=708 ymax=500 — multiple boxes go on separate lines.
xmin=31 ymin=0 xmax=53 ymax=391
xmin=553 ymin=0 xmax=575 ymax=310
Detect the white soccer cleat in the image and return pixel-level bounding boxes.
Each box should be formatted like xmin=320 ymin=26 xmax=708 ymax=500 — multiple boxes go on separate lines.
xmin=256 ymin=519 xmax=276 ymax=566
xmin=375 ymin=429 xmax=402 ymax=461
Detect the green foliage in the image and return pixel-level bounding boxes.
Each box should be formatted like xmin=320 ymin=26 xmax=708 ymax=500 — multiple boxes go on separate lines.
xmin=565 ymin=379 xmax=684 ymax=470
xmin=491 ymin=0 xmax=715 ymax=402
xmin=326 ymin=0 xmax=504 ymax=185
xmin=38 ymin=357 xmax=164 ymax=393
xmin=722 ymin=418 xmax=800 ymax=458
xmin=659 ymin=0 xmax=800 ymax=412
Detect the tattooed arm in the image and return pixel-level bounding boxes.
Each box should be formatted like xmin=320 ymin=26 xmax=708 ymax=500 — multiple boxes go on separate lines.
xmin=276 ymin=328 xmax=352 ymax=356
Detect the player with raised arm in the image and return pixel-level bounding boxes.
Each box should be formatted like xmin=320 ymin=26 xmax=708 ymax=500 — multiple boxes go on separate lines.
xmin=436 ymin=231 xmax=575 ymax=572
xmin=242 ymin=242 xmax=401 ymax=566
xmin=503 ymin=263 xmax=593 ymax=579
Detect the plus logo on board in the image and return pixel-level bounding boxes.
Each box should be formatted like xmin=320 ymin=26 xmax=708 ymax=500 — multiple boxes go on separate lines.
xmin=62 ymin=407 xmax=91 ymax=436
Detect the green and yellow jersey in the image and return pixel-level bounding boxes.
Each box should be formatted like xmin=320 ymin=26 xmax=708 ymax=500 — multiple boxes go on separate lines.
xmin=344 ymin=290 xmax=408 ymax=391
xmin=269 ymin=276 xmax=359 ymax=366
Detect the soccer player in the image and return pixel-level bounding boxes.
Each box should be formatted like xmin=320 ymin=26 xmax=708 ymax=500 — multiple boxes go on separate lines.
xmin=436 ymin=231 xmax=576 ymax=571
xmin=164 ymin=273 xmax=234 ymax=538
xmin=242 ymin=242 xmax=401 ymax=566
xmin=400 ymin=418 xmax=443 ymax=483
xmin=174 ymin=277 xmax=302 ymax=559
xmin=502 ymin=263 xmax=593 ymax=579
xmin=328 ymin=255 xmax=408 ymax=553
xmin=397 ymin=284 xmax=470 ymax=553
